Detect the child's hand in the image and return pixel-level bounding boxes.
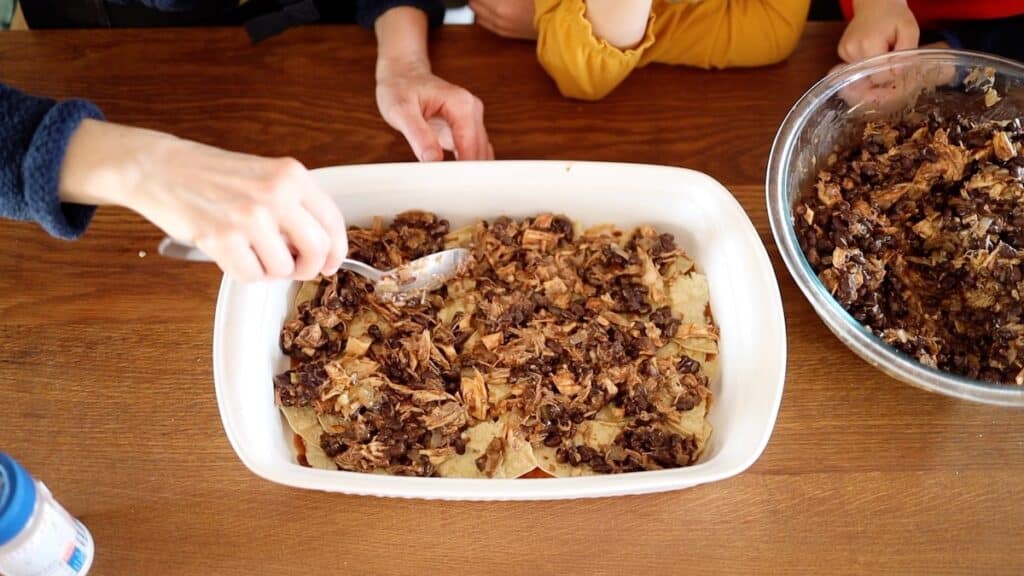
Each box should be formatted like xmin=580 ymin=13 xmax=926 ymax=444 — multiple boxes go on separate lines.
xmin=59 ymin=120 xmax=348 ymax=283
xmin=470 ymin=0 xmax=537 ymax=40
xmin=838 ymin=0 xmax=919 ymax=63
xmin=374 ymin=6 xmax=494 ymax=162
xmin=376 ymin=59 xmax=494 ymax=162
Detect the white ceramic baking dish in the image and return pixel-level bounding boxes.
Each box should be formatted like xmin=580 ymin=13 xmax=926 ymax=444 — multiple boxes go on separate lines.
xmin=213 ymin=161 xmax=786 ymax=500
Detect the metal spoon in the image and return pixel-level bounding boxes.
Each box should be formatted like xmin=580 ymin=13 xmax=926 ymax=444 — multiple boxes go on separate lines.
xmin=157 ymin=237 xmax=471 ymax=297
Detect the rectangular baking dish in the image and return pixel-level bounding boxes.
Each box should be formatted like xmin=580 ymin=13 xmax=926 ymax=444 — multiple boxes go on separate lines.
xmin=213 ymin=161 xmax=786 ymax=500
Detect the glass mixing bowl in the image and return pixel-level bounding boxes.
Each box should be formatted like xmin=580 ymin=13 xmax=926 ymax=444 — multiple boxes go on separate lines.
xmin=767 ymin=49 xmax=1024 ymax=406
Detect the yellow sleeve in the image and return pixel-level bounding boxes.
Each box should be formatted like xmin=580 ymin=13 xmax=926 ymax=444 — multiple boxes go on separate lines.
xmin=534 ymin=0 xmax=658 ymax=101
xmin=643 ymin=0 xmax=811 ymax=69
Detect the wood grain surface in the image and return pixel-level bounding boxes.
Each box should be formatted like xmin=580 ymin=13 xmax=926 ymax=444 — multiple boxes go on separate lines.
xmin=1 ymin=23 xmax=1022 ymax=576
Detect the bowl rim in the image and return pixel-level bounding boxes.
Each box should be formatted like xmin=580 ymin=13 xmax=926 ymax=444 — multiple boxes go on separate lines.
xmin=767 ymin=48 xmax=1024 ymax=407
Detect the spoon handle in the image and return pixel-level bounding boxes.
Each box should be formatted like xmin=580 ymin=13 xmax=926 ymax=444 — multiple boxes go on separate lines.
xmin=157 ymin=236 xmax=384 ymax=283
xmin=338 ymin=258 xmax=384 ymax=282
xmin=157 ymin=237 xmax=212 ymax=262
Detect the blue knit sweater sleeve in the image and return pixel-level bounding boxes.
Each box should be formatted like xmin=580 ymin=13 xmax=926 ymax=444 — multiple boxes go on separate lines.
xmin=1 ymin=83 xmax=105 ymax=240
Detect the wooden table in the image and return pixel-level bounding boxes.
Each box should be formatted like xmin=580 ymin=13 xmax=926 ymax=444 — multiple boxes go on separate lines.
xmin=2 ymin=23 xmax=1022 ymax=575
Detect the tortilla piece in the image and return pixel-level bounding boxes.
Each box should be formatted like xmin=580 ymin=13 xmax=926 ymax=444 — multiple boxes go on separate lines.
xmin=347 ymin=310 xmax=381 ymax=340
xmin=280 ymin=406 xmax=337 ymax=470
xmin=487 ymin=383 xmax=513 ymax=405
xmin=435 ymin=421 xmax=494 ymax=478
xmin=664 ymin=254 xmax=695 ymax=279
xmin=343 ymin=336 xmax=372 ymax=358
xmin=583 ymin=224 xmax=617 ymax=238
xmin=495 ymin=427 xmax=538 ymax=478
xmin=666 ymin=400 xmax=713 ymax=459
xmin=446 ymin=278 xmax=478 ymax=300
xmin=438 ymin=299 xmax=475 ymax=326
xmin=665 ymin=400 xmax=708 ymax=438
xmin=668 ymin=272 xmax=711 ymax=325
xmin=664 ymin=271 xmax=719 ymax=379
xmin=535 ymin=403 xmax=712 ymax=477
xmin=287 ymin=280 xmax=321 ymax=322
xmin=317 ymin=412 xmax=348 ymax=434
xmin=436 ymin=414 xmax=537 ymax=478
xmin=657 ymin=343 xmax=718 ymax=384
xmin=444 ymin=225 xmax=475 ymax=249
xmin=678 ymin=336 xmax=719 ymax=355
xmin=700 ymin=353 xmax=720 ymax=383
xmin=594 ymin=403 xmax=626 ymax=423
xmin=533 ymin=420 xmax=625 ymax=477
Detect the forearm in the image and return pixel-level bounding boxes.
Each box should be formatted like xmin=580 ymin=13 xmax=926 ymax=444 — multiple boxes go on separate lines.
xmin=374 ymin=6 xmax=431 ymax=79
xmin=584 ymin=0 xmax=652 ymax=49
xmin=59 ymin=119 xmax=172 ymax=208
xmin=357 ymin=0 xmax=445 ymax=29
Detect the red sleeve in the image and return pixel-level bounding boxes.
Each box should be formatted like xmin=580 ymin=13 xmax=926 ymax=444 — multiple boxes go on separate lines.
xmin=844 ymin=1 xmax=1024 ymax=26
xmin=910 ymin=1 xmax=1024 ymax=25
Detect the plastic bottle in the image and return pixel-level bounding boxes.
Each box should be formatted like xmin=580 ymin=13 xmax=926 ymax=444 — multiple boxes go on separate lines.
xmin=0 ymin=453 xmax=94 ymax=576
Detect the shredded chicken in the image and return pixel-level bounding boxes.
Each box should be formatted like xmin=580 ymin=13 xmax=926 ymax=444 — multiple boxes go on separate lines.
xmin=795 ymin=89 xmax=1024 ymax=385
xmin=274 ymin=212 xmax=717 ymax=476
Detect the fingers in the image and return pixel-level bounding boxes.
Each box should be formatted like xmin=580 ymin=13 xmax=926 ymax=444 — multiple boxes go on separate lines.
xmin=474 ymin=15 xmax=514 ymax=39
xmin=428 ymin=117 xmax=456 ymax=151
xmin=301 ymin=185 xmax=348 ymax=276
xmin=266 ymin=158 xmax=334 ymax=281
xmin=867 ymin=68 xmax=898 ymax=88
xmin=894 ymin=18 xmax=920 ymax=51
xmin=467 ymin=0 xmax=494 ymax=18
xmin=469 ymin=0 xmax=537 ymax=39
xmin=394 ymin=86 xmax=491 ymax=161
xmin=376 ymin=62 xmax=492 ymax=162
xmin=248 ymin=207 xmax=295 ymax=278
xmin=469 ymin=0 xmax=502 ymax=26
xmin=838 ymin=11 xmax=919 ymax=63
xmin=384 ymin=101 xmax=445 ymax=162
xmin=439 ymin=91 xmax=491 ymax=160
xmin=280 ymin=205 xmax=330 ymax=281
xmin=197 ymin=233 xmax=265 ymax=283
xmin=854 ymin=35 xmax=891 ymax=63
xmin=836 ymin=25 xmax=861 ymax=63
xmin=470 ymin=0 xmax=501 ymax=34
xmin=837 ymin=38 xmax=854 ymax=63
xmin=475 ymin=18 xmax=500 ymax=36
xmin=837 ymin=77 xmax=873 ymax=106
xmin=473 ymin=11 xmax=526 ymax=39
xmin=139 ymin=139 xmax=346 ymax=283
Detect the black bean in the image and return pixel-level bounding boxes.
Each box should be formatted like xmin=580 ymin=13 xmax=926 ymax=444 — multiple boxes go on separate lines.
xmin=453 ymin=436 xmax=467 ymax=455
